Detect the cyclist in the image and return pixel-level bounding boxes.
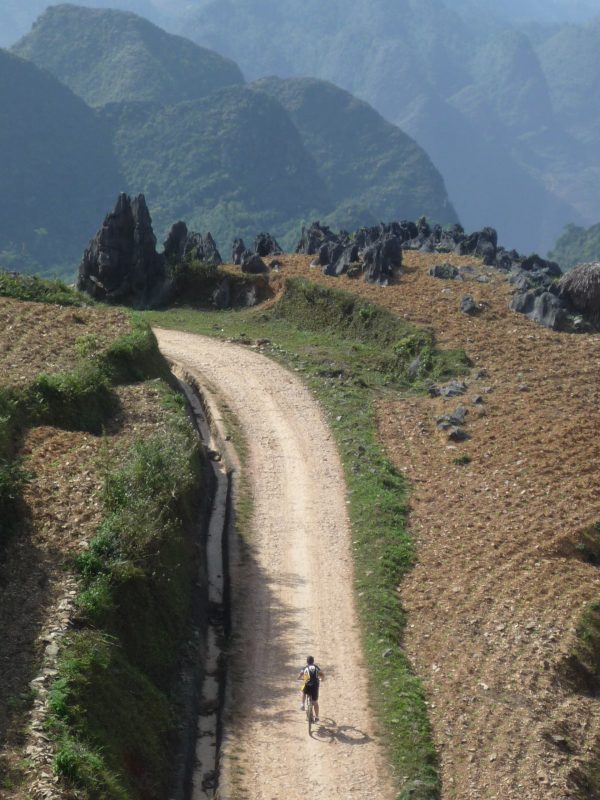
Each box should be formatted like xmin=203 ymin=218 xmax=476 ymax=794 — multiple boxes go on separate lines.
xmin=298 ymin=655 xmax=324 ymax=722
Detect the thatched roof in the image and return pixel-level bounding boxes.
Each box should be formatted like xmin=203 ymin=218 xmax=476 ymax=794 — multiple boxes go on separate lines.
xmin=559 ymin=262 xmax=600 ymax=317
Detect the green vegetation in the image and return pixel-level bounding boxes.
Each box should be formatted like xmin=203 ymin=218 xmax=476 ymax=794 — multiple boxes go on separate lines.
xmin=168 ymin=259 xmax=272 ymax=309
xmin=549 ymin=222 xmax=600 ymax=270
xmin=145 ymin=277 xmax=470 ymax=798
xmin=0 ymin=49 xmax=122 ymax=278
xmin=253 ymin=77 xmax=459 ymax=236
xmin=12 ymin=4 xmax=243 ymax=108
xmin=47 ymin=384 xmax=209 ymax=798
xmin=7 ymin=4 xmax=458 ymax=273
xmin=0 ymin=270 xmax=85 ymax=305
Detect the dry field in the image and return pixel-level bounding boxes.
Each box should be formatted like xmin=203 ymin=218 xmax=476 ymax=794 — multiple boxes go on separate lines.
xmin=262 ymin=252 xmax=600 ymax=800
xmin=0 ymin=298 xmax=174 ymax=798
xmin=0 ymin=297 xmax=131 ymax=386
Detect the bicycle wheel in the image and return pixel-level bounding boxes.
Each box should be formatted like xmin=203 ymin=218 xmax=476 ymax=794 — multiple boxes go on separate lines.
xmin=306 ymin=696 xmax=313 ymax=735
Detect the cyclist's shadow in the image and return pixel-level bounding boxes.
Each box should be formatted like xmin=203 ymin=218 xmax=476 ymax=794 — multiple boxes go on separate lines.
xmin=310 ymin=718 xmax=372 ymax=745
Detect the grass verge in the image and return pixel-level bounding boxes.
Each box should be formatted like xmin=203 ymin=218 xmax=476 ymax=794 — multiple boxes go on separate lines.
xmin=144 ymin=276 xmax=470 ymax=798
xmin=47 ymin=383 xmax=211 ymax=799
xmin=562 ymin=588 xmax=600 ymax=799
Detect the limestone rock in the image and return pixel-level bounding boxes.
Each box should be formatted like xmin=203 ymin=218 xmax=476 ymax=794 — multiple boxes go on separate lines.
xmin=77 ymin=193 xmax=166 ymax=308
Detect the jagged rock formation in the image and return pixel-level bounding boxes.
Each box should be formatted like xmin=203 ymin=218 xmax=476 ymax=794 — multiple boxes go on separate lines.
xmin=300 ymin=222 xmax=404 ymax=285
xmin=78 ymin=194 xmax=224 ymax=308
xmin=77 ymin=193 xmax=166 ymax=308
xmin=254 ymin=232 xmax=283 ymax=257
xmin=295 ymin=217 xmax=600 ymax=329
xmin=295 ymin=222 xmax=338 ymax=255
xmin=232 ymin=238 xmax=246 ymax=265
xmin=163 ymin=222 xmax=222 ymax=265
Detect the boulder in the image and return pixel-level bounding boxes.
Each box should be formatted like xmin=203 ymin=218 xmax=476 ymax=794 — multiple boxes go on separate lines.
xmin=77 ymin=192 xmax=166 ymax=308
xmin=456 ymin=227 xmax=497 ymax=265
xmin=430 ymin=263 xmax=460 ymax=280
xmin=510 ymin=290 xmax=569 ymax=331
xmin=163 ymin=223 xmax=222 ymax=265
xmin=254 ymin=232 xmax=283 ymax=257
xmin=241 ymin=252 xmax=268 ymax=274
xmin=460 ymin=295 xmax=480 ymax=315
xmin=362 ymin=235 xmax=402 ymax=284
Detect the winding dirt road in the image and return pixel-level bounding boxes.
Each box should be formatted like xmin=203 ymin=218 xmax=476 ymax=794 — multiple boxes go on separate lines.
xmin=154 ymin=329 xmax=396 ymax=800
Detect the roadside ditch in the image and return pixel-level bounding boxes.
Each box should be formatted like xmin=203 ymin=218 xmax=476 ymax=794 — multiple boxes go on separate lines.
xmin=169 ymin=366 xmax=238 ymax=800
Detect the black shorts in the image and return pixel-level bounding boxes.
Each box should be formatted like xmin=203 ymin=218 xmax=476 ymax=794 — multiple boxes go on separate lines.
xmin=303 ymin=683 xmax=319 ymax=701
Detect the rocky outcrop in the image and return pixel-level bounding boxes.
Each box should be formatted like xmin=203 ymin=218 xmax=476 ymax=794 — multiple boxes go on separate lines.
xmin=295 ymin=221 xmax=338 ymax=255
xmin=510 ymin=290 xmax=568 ymax=331
xmin=301 ymin=222 xmax=403 ymax=285
xmin=241 ymin=252 xmax=268 ymax=274
xmin=254 ymin=232 xmax=283 ymax=257
xmin=78 ymin=194 xmax=225 ymax=308
xmin=163 ymin=223 xmax=222 ymax=266
xmin=232 ymin=238 xmax=246 ymax=265
xmin=77 ymin=193 xmax=166 ymax=308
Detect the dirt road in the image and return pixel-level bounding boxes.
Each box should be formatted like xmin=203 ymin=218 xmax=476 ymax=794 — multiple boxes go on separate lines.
xmin=154 ymin=329 xmax=396 ymax=800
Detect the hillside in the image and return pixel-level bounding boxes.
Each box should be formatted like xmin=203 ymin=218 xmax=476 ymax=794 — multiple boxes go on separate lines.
xmin=537 ymin=16 xmax=600 ymax=144
xmin=7 ymin=5 xmax=458 ymax=272
xmin=12 ymin=4 xmax=243 ymax=107
xmin=165 ymin=0 xmax=599 ymax=254
xmin=252 ymin=77 xmax=457 ymax=231
xmin=204 ymin=250 xmax=600 ymax=800
xmin=0 ymin=278 xmax=213 ymax=798
xmin=2 ymin=238 xmax=599 ymax=798
xmin=0 ymin=49 xmax=122 ymax=276
xmin=550 ymin=221 xmax=600 ymax=268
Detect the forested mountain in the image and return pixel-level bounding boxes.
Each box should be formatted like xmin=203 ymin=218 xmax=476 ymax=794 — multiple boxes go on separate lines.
xmin=251 ymin=77 xmax=455 ymax=231
xmin=12 ymin=4 xmax=243 ymax=106
xmin=0 ymin=49 xmax=122 ymax=275
xmin=140 ymin=0 xmax=599 ymax=255
xmin=550 ymin=223 xmax=600 ymax=269
xmin=5 ymin=6 xmax=457 ymax=275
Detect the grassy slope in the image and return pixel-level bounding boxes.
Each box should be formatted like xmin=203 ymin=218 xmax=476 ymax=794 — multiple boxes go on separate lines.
xmin=144 ymin=276 xmax=470 ymax=799
xmin=0 ymin=274 xmax=211 ymax=798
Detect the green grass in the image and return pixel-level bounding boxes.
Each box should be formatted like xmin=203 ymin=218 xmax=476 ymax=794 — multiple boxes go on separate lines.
xmin=144 ymin=277 xmax=470 ymax=798
xmin=560 ymin=590 xmax=600 ymax=799
xmin=47 ymin=382 xmax=210 ymax=798
xmin=0 ymin=270 xmax=86 ymax=306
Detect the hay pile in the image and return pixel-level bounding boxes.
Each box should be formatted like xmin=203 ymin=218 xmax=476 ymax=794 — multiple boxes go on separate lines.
xmin=559 ymin=262 xmax=600 ymax=325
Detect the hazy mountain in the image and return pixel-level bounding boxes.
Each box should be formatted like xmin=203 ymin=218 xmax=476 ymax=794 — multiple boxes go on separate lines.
xmin=550 ymin=222 xmax=600 ymax=269
xmin=0 ymin=49 xmax=122 ymax=275
xmin=7 ymin=6 xmax=457 ymax=274
xmin=445 ymin=0 xmax=600 ymax=24
xmin=0 ymin=0 xmax=167 ymax=47
xmin=537 ymin=16 xmax=600 ymax=144
xmin=161 ymin=0 xmax=591 ymax=253
xmin=7 ymin=1 xmax=600 ymax=255
xmin=12 ymin=4 xmax=243 ymax=107
xmin=252 ymin=77 xmax=456 ymax=231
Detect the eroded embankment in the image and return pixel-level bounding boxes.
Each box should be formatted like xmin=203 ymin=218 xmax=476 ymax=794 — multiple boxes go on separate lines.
xmin=0 ymin=297 xmax=218 ymax=800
